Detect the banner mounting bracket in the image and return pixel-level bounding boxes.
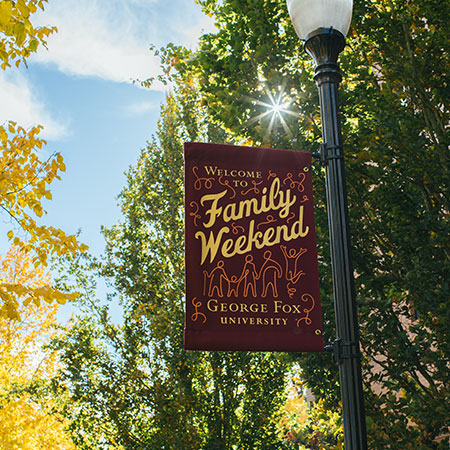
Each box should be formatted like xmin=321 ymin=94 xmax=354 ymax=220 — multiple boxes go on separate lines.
xmin=325 ymin=338 xmax=359 ymax=365
xmin=313 ymin=143 xmax=344 ymax=167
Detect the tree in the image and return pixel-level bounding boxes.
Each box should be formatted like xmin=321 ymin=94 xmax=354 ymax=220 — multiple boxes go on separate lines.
xmin=158 ymin=0 xmax=450 ymax=447
xmin=0 ymin=246 xmax=75 ymax=450
xmin=0 ymin=0 xmax=56 ymax=69
xmin=51 ymin=86 xmax=291 ymax=449
xmin=279 ymin=378 xmax=343 ymax=450
xmin=0 ymin=0 xmax=87 ymax=320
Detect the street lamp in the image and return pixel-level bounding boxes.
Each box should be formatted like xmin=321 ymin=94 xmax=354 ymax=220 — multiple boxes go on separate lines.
xmin=286 ymin=1 xmax=368 ymax=449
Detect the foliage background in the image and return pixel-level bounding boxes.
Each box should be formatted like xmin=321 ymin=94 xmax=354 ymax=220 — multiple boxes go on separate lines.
xmin=154 ymin=0 xmax=450 ymax=447
xmin=1 ymin=0 xmax=448 ymax=448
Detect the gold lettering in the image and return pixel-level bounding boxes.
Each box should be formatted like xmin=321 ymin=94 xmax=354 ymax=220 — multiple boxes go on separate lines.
xmin=233 ymin=235 xmax=248 ymax=254
xmin=204 ymin=166 xmax=217 ymax=175
xmin=195 ymin=227 xmax=230 ymax=264
xmin=213 ymin=217 xmax=308 ymax=260
xmin=201 ymin=178 xmax=296 ymax=227
xmin=223 ymin=202 xmax=240 ymax=222
xmin=221 ymin=237 xmax=235 ymax=258
xmin=203 ymin=166 xmax=262 ymax=179
xmin=261 ymin=227 xmax=276 ymax=247
xmin=241 ymin=198 xmax=262 ymax=217
xmin=195 ymin=181 xmax=310 ymax=264
xmin=207 ymin=299 xmax=218 ymax=312
xmin=269 ymin=178 xmax=297 ymax=218
xmin=275 ymin=224 xmax=291 ymax=243
xmin=243 ymin=221 xmax=259 ymax=253
xmin=291 ymin=205 xmax=309 ymax=237
xmin=216 ymin=313 xmax=289 ymax=326
xmin=201 ymin=190 xmax=227 ymax=228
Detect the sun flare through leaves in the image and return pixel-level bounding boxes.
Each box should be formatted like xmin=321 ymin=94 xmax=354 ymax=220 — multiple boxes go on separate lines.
xmin=244 ymin=79 xmax=300 ymax=143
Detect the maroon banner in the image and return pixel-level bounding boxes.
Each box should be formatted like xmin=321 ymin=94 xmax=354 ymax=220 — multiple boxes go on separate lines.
xmin=184 ymin=142 xmax=324 ymax=352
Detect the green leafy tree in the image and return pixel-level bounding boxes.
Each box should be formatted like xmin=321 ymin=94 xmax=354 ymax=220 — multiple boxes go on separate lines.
xmin=158 ymin=0 xmax=450 ymax=448
xmin=51 ymin=85 xmax=292 ymax=450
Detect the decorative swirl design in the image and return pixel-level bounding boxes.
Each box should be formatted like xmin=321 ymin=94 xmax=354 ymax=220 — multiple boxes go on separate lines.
xmin=297 ymin=172 xmax=306 ymax=192
xmin=189 ymin=201 xmax=201 ymax=226
xmin=296 ymin=293 xmax=315 ymax=327
xmin=231 ymin=222 xmax=245 ymax=235
xmin=241 ymin=180 xmax=263 ymax=196
xmin=300 ymin=195 xmax=309 ymax=203
xmin=267 ymin=170 xmax=277 ymax=181
xmin=193 ymin=166 xmax=214 ymax=190
xmin=287 ymin=211 xmax=296 ymax=223
xmin=286 ymin=281 xmax=296 ymax=299
xmin=218 ymin=176 xmax=237 ymax=199
xmin=283 ymin=172 xmax=295 ymax=187
xmin=257 ymin=214 xmax=277 ymax=230
xmin=191 ymin=297 xmax=207 ymax=324
xmin=283 ymin=172 xmax=306 ymax=192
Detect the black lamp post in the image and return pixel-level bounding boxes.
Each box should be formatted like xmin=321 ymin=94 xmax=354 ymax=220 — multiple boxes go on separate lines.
xmin=286 ymin=1 xmax=368 ymax=449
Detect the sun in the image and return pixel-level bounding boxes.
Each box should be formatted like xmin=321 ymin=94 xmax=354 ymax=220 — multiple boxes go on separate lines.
xmin=244 ymin=79 xmax=299 ymax=142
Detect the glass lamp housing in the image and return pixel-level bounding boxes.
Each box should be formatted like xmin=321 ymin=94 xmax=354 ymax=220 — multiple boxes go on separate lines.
xmin=286 ymin=0 xmax=353 ymax=40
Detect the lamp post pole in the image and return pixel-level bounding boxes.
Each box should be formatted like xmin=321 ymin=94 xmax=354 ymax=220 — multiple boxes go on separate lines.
xmin=286 ymin=1 xmax=368 ymax=448
xmin=305 ymin=28 xmax=368 ymax=450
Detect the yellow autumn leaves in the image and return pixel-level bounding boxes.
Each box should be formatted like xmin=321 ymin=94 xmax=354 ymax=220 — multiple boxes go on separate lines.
xmin=0 ymin=247 xmax=76 ymax=450
xmin=0 ymin=122 xmax=87 ymax=320
xmin=0 ymin=0 xmax=57 ymax=69
xmin=1 ymin=0 xmax=87 ymax=319
xmin=0 ymin=1 xmax=88 ymax=448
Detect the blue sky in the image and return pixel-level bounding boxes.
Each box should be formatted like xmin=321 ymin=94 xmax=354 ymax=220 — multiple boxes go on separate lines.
xmin=0 ymin=0 xmax=216 ymax=322
xmin=0 ymin=0 xmax=216 ymax=258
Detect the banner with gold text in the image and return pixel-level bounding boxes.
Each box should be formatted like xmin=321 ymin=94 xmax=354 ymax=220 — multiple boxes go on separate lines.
xmin=184 ymin=142 xmax=324 ymax=352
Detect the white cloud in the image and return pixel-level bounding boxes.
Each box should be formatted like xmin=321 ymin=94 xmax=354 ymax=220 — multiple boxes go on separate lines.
xmin=31 ymin=0 xmax=164 ymax=88
xmin=0 ymin=0 xmax=217 ymax=141
xmin=0 ymin=71 xmax=68 ymax=141
xmin=123 ymin=100 xmax=159 ymax=117
xmin=164 ymin=2 xmax=217 ymax=49
xmin=30 ymin=0 xmax=216 ymax=87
